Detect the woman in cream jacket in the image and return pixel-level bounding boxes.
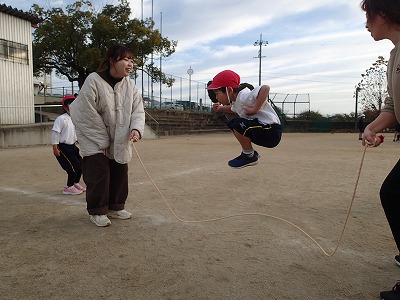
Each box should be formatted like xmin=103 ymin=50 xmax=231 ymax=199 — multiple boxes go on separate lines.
xmin=70 ymin=44 xmax=145 ymax=227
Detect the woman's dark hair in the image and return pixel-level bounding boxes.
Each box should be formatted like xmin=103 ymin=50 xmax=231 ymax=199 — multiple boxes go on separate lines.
xmin=97 ymin=44 xmax=134 ymax=72
xmin=361 ymin=0 xmax=400 ymax=26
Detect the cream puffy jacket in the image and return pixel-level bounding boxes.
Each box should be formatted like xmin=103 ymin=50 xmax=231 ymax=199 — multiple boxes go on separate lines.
xmin=70 ymin=72 xmax=145 ymax=164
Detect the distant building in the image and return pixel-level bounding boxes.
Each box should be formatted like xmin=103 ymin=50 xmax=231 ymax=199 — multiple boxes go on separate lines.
xmin=0 ymin=4 xmax=41 ymax=124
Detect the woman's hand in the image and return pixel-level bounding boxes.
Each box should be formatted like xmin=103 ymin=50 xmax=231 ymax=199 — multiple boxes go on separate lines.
xmin=362 ymin=112 xmax=396 ymax=147
xmin=362 ymin=127 xmax=383 ymax=147
xmin=102 ymin=147 xmax=110 ymax=156
xmin=130 ymin=129 xmax=140 ymax=143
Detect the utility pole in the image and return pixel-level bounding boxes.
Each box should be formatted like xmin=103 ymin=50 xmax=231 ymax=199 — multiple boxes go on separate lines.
xmin=151 ymin=0 xmax=154 ymax=106
xmin=159 ymin=11 xmax=162 ymax=105
xmin=254 ymin=34 xmax=268 ymax=86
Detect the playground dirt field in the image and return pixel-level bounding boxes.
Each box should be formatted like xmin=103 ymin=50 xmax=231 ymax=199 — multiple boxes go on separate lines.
xmin=1 ymin=132 xmax=400 ymax=299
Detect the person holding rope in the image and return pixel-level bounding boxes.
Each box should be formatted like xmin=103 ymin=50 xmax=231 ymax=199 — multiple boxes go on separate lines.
xmin=70 ymin=44 xmax=145 ymax=227
xmin=207 ymin=70 xmax=282 ymax=169
xmin=361 ymin=0 xmax=400 ymax=298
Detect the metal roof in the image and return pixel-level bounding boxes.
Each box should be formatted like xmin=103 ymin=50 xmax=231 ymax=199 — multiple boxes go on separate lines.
xmin=0 ymin=3 xmax=42 ymax=25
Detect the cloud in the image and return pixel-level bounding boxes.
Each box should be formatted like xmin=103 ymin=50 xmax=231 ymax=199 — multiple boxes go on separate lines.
xmin=152 ymin=0 xmax=393 ymax=114
xmin=10 ymin=0 xmax=394 ymax=114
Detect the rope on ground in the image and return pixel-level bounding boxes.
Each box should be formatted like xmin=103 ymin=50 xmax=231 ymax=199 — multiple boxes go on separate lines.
xmin=132 ymin=143 xmax=368 ymax=257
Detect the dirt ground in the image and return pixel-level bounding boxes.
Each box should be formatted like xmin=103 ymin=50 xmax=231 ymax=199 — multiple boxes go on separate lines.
xmin=1 ymin=132 xmax=400 ymax=299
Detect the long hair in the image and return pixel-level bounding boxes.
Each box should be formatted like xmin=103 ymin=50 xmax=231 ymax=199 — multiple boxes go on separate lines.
xmin=97 ymin=44 xmax=134 ymax=72
xmin=215 ymin=82 xmax=254 ymax=94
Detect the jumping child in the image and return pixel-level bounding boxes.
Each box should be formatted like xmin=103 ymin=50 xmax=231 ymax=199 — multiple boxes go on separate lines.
xmin=207 ymin=70 xmax=282 ymax=168
xmin=52 ymin=94 xmax=86 ymax=195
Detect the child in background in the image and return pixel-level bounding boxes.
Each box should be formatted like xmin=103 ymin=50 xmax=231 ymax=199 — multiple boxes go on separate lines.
xmin=52 ymin=94 xmax=86 ymax=195
xmin=393 ymin=123 xmax=400 ymax=142
xmin=207 ymin=70 xmax=282 ymax=168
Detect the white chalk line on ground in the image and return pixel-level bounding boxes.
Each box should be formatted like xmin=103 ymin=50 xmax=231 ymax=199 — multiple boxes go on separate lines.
xmin=0 ymin=165 xmax=207 ymax=202
xmin=0 ymin=186 xmax=85 ymax=205
xmin=0 ymin=186 xmax=170 ymax=224
xmin=132 ymin=166 xmax=210 ymax=185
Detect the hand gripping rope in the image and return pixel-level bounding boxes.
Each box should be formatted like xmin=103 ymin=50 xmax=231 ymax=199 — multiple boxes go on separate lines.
xmin=132 ymin=137 xmax=380 ymax=257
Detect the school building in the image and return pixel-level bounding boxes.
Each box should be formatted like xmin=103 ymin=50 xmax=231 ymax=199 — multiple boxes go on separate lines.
xmin=0 ymin=3 xmax=41 ymax=125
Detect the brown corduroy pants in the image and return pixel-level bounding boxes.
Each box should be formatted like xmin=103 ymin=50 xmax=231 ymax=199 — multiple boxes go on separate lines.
xmin=83 ymin=153 xmax=128 ymax=215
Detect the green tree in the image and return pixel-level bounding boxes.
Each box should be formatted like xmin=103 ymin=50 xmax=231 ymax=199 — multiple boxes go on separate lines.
xmin=293 ymin=110 xmax=323 ymax=120
xmin=328 ymin=113 xmax=355 ymax=121
xmin=32 ymin=0 xmax=177 ymax=88
xmin=355 ymin=56 xmax=388 ymax=115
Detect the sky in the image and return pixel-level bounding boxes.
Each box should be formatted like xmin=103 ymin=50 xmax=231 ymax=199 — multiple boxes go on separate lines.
xmin=5 ymin=0 xmax=395 ymax=115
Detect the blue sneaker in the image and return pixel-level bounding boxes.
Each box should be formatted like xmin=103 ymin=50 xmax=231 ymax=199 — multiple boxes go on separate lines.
xmin=380 ymin=282 xmax=400 ymax=300
xmin=228 ymin=151 xmax=259 ymax=169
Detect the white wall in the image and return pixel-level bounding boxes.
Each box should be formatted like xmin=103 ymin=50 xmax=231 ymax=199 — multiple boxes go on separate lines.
xmin=0 ymin=123 xmax=157 ymax=148
xmin=0 ymin=12 xmax=34 ymax=124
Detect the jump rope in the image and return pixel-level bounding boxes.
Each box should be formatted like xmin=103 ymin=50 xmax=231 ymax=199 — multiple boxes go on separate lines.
xmin=132 ymin=135 xmax=384 ymax=257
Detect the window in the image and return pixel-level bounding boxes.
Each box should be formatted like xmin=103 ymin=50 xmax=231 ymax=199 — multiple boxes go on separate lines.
xmin=0 ymin=39 xmax=28 ymax=64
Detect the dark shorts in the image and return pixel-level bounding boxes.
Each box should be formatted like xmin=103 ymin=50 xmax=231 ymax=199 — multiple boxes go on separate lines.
xmin=227 ymin=117 xmax=282 ymax=148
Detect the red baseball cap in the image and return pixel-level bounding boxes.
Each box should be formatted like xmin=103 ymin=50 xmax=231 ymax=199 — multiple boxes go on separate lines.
xmin=61 ymin=94 xmax=75 ymax=105
xmin=207 ymin=70 xmax=240 ymax=89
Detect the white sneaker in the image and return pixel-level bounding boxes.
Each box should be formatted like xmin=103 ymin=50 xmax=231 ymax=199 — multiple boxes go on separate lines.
xmin=90 ymin=215 xmax=111 ymax=227
xmin=108 ymin=210 xmax=132 ymax=220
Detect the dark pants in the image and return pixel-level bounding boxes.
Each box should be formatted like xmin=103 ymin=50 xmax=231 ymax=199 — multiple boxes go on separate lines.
xmin=83 ymin=153 xmax=128 ymax=215
xmin=380 ymin=159 xmax=400 ymax=252
xmin=56 ymin=143 xmax=82 ymax=187
xmin=227 ymin=117 xmax=282 ymax=148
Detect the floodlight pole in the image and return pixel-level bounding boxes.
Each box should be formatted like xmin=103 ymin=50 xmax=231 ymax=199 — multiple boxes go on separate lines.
xmin=254 ymin=34 xmax=268 ymax=86
xmin=187 ymin=67 xmax=193 ymax=109
xmin=159 ymin=11 xmax=162 ymax=105
xmin=151 ymin=0 xmax=154 ymax=105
